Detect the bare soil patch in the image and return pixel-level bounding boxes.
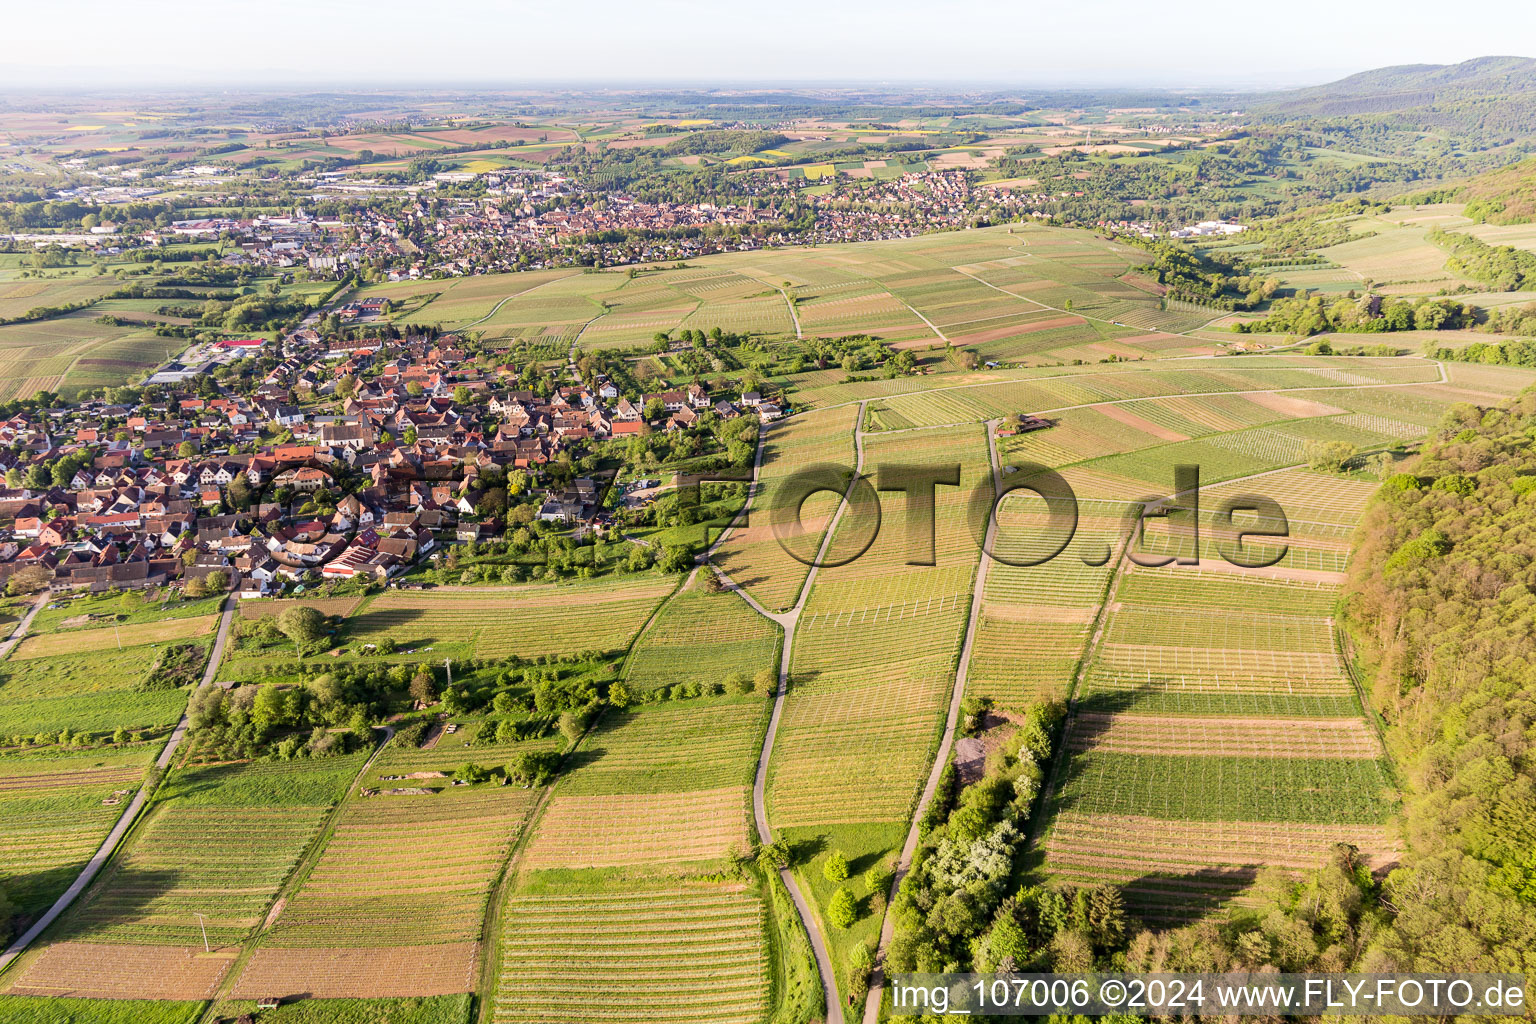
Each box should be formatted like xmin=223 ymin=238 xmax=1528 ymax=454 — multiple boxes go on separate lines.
xmin=1098 ymin=403 xmax=1189 ymax=441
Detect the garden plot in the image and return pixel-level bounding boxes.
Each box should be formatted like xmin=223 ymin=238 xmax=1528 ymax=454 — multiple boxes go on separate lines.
xmin=493 ymin=885 xmax=768 ymax=1024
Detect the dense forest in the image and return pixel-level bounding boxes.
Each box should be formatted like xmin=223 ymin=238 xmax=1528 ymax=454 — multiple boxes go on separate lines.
xmin=1344 ymin=389 xmax=1536 ymax=974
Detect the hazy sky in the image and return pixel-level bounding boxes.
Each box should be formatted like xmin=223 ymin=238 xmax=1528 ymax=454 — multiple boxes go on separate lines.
xmin=5 ymin=0 xmax=1534 ymax=90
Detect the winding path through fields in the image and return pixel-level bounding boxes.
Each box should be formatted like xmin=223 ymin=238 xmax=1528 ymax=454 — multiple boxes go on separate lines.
xmin=706 ymin=402 xmax=870 ymax=1024
xmin=0 ymin=596 xmax=238 ymax=975
xmin=858 ymin=419 xmax=1002 ymax=1022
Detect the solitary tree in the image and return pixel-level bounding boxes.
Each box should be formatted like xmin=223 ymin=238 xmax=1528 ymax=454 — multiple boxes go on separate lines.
xmin=277 ymin=605 xmax=327 ymax=652
xmin=409 ymin=670 xmax=438 ymax=705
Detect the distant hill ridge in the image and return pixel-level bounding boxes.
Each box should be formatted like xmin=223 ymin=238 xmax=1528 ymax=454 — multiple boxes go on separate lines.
xmin=1252 ymin=55 xmax=1536 ymax=148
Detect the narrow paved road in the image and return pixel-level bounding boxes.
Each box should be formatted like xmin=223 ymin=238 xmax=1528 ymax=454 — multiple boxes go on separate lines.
xmin=0 ymin=595 xmax=238 ymax=974
xmin=0 ymin=591 xmax=49 ymax=660
xmin=777 ymin=285 xmax=804 ymax=339
xmin=860 ymin=420 xmax=1002 ymax=1023
xmin=711 ymin=404 xmax=869 ymax=1024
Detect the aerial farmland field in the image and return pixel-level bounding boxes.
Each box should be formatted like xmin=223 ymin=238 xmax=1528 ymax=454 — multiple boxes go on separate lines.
xmin=5 ymin=84 xmax=1536 ymax=1024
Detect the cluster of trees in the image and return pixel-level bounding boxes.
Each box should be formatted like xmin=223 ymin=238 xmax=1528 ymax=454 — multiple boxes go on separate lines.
xmin=240 ymin=605 xmax=336 ymax=656
xmin=1471 ymin=301 xmax=1536 ymax=339
xmin=1236 ymin=200 xmax=1385 ymax=255
xmin=186 ymin=665 xmax=392 ymax=760
xmin=0 ymin=198 xmax=175 ymax=232
xmin=191 ymin=289 xmax=309 ymax=332
xmin=1343 ymin=389 xmax=1536 ymax=973
xmin=657 ymin=130 xmax=791 ymax=157
xmin=1114 ymin=234 xmax=1278 ymax=310
xmin=617 ymin=413 xmax=759 ymax=473
xmin=1429 ymin=229 xmax=1536 ymax=291
xmin=5 ymin=447 xmax=94 ymax=491
xmin=1232 ymin=294 xmax=1477 ymax=335
xmin=1433 ymin=336 xmax=1536 ymax=368
xmin=883 ymin=701 xmax=1066 ymax=976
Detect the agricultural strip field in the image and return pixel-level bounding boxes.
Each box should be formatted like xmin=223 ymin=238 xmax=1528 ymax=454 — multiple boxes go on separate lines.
xmin=761 ymin=424 xmax=991 ymax=1002
xmin=0 ymin=746 xmax=158 ymax=921
xmin=622 ymin=575 xmax=781 ymax=693
xmin=364 ymin=223 xmax=1228 ymax=365
xmin=769 ymin=425 xmax=987 ymax=819
xmin=492 ymin=885 xmax=768 ymax=1024
xmin=965 ymin=498 xmax=1127 ymax=706
xmin=491 ymin=682 xmax=774 ymax=1019
xmin=11 ymin=614 xmax=218 ymax=661
xmin=0 ymin=317 xmax=173 ymax=400
xmin=236 ymin=596 xmax=366 ymax=621
xmin=2 ymin=754 xmax=363 ymax=1001
xmin=520 ymin=786 xmax=749 ymax=869
xmin=234 ymin=783 xmax=542 ymax=998
xmin=558 ymin=699 xmax=766 ymax=797
xmin=53 ymin=805 xmax=328 ymax=946
xmin=344 ymin=576 xmax=675 ymax=660
xmin=861 ymin=359 xmax=1440 ymax=431
xmin=1039 ymin=461 xmax=1415 ymax=921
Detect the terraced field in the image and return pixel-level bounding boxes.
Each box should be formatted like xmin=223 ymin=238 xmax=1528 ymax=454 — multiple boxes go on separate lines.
xmin=522 ymin=786 xmax=750 ymax=868
xmin=1042 ymin=475 xmax=1397 ymax=920
xmin=490 ymin=677 xmax=773 ymax=1020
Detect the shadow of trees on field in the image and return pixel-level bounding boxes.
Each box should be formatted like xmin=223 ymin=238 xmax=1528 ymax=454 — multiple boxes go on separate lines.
xmin=51 ymin=865 xmax=183 ymax=943
xmin=1119 ymin=863 xmax=1261 ymax=924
